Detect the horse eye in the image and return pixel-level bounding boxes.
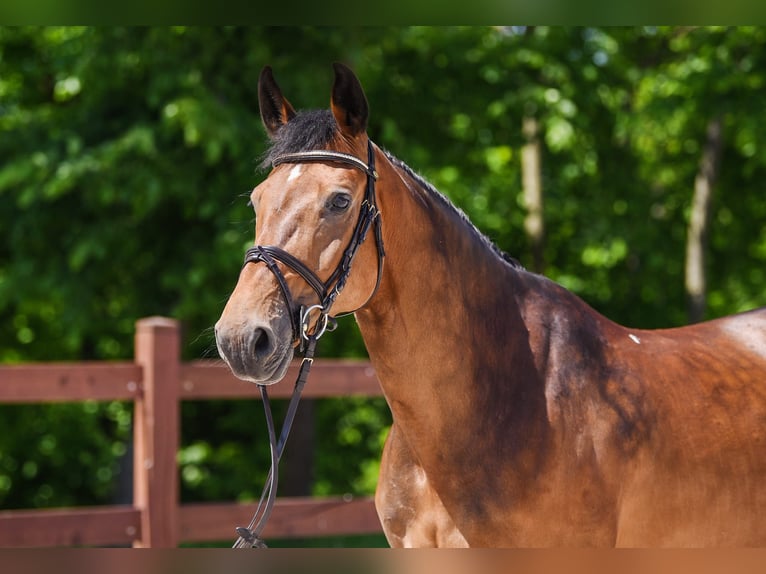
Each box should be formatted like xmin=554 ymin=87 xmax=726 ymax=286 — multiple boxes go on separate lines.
xmin=328 ymin=193 xmax=351 ymax=212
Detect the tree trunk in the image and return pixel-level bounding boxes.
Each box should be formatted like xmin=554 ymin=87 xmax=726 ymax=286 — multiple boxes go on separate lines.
xmin=522 ymin=115 xmax=545 ymax=273
xmin=685 ymin=116 xmax=723 ymax=323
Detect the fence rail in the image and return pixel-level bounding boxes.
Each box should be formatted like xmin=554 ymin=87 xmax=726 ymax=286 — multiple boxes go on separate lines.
xmin=0 ymin=317 xmax=384 ymax=547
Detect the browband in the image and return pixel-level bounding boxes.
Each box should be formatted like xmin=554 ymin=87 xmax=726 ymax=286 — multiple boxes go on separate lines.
xmin=272 ymin=150 xmax=378 ymax=180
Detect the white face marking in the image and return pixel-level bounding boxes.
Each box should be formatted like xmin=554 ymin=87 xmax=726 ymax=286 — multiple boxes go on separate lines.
xmin=286 ymin=164 xmax=303 ymax=182
xmin=628 ymin=334 xmax=641 ymax=345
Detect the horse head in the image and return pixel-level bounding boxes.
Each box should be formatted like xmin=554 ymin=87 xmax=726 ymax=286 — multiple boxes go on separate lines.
xmin=215 ymin=64 xmax=383 ymax=384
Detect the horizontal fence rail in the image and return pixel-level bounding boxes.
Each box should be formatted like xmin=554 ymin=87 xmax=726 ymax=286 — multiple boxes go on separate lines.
xmin=0 ymin=317 xmax=384 ymax=547
xmin=0 ymin=361 xmax=381 ymax=404
xmin=0 ymin=362 xmax=142 ymax=403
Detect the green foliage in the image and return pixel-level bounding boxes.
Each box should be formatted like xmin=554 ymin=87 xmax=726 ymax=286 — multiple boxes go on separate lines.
xmin=1 ymin=27 xmax=765 ymax=529
xmin=0 ymin=401 xmax=131 ymax=507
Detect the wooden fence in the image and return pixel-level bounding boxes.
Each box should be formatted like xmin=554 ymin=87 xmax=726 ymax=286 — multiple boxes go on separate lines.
xmin=0 ymin=317 xmax=384 ymax=547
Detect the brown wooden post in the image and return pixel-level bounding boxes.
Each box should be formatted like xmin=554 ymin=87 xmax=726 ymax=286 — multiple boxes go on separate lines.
xmin=133 ymin=317 xmax=181 ymax=547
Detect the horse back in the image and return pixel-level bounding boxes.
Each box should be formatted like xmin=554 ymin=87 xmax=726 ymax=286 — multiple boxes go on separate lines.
xmin=604 ymin=307 xmax=766 ymax=545
xmin=521 ymin=274 xmax=766 ymax=545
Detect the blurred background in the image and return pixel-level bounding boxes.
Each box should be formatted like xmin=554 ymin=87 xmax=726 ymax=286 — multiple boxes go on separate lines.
xmin=1 ymin=26 xmax=765 ymax=545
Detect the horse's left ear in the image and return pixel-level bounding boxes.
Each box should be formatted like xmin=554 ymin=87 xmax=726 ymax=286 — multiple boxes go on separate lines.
xmin=331 ymin=62 xmax=369 ymax=138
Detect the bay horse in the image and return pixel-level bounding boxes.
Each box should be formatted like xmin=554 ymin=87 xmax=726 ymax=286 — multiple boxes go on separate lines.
xmin=215 ymin=63 xmax=766 ymax=547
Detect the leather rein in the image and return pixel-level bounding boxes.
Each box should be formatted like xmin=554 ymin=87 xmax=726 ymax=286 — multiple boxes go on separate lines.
xmin=232 ymin=140 xmax=384 ymax=548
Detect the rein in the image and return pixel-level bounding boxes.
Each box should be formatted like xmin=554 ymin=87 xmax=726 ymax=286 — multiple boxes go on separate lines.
xmin=232 ymin=140 xmax=384 ymax=549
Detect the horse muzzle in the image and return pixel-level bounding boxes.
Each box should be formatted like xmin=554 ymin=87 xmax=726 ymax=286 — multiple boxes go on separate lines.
xmin=214 ymin=316 xmax=294 ymax=385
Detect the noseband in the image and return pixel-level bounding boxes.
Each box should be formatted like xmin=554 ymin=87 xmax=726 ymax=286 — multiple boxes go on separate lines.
xmin=232 ymin=140 xmax=384 ymax=549
xmin=243 ymin=140 xmax=385 ymax=347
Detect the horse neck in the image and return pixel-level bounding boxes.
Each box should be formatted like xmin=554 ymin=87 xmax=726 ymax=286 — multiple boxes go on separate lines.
xmin=355 ymin=153 xmax=549 ymax=465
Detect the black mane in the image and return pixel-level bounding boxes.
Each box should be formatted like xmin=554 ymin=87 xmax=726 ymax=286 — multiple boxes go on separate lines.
xmin=382 ymin=151 xmax=524 ymax=271
xmin=261 ymin=109 xmax=524 ymax=271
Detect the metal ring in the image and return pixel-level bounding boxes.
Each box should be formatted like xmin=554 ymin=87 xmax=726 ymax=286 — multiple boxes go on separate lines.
xmin=300 ymin=304 xmax=330 ymax=341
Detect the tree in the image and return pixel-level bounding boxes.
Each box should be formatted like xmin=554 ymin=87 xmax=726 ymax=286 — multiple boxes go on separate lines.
xmin=521 ymin=115 xmax=545 ymax=273
xmin=625 ymin=26 xmax=766 ymax=324
xmin=686 ymin=116 xmax=723 ymax=323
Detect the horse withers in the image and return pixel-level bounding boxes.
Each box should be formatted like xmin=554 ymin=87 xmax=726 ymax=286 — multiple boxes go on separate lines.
xmin=215 ymin=63 xmax=766 ymax=547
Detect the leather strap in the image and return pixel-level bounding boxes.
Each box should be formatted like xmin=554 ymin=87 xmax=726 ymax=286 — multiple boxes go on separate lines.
xmin=273 ymin=149 xmax=378 ymax=180
xmin=233 ymin=338 xmax=318 ymax=549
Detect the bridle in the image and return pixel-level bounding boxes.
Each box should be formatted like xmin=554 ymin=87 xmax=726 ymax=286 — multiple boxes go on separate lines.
xmin=232 ymin=139 xmax=384 ymax=548
xmin=243 ymin=140 xmax=384 ymax=347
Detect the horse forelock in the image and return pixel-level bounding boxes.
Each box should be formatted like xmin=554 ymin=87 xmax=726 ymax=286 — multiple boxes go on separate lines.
xmin=259 ymin=109 xmax=339 ymax=170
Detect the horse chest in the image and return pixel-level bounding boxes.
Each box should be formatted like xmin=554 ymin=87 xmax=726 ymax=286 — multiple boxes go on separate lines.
xmin=375 ymin=423 xmax=469 ymax=547
xmin=374 ymin=422 xmax=613 ymax=547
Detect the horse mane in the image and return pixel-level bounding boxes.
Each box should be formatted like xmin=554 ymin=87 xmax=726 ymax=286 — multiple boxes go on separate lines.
xmin=381 ymin=151 xmax=525 ymax=271
xmin=261 ymin=109 xmax=524 ymax=271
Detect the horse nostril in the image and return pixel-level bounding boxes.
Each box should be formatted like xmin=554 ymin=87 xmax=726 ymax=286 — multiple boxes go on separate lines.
xmin=251 ymin=327 xmax=274 ymax=358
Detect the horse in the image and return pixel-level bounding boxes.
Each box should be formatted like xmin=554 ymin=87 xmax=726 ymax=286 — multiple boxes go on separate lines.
xmin=215 ymin=63 xmax=766 ymax=547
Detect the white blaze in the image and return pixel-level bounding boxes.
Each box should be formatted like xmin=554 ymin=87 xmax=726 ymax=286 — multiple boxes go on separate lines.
xmin=287 ymin=164 xmax=303 ymax=182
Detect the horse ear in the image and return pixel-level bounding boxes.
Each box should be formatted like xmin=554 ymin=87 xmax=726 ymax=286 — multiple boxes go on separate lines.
xmin=258 ymin=66 xmax=297 ymax=138
xmin=331 ymin=62 xmax=369 ymax=138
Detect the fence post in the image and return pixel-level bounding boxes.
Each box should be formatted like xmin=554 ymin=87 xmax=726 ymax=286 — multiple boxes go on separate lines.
xmin=133 ymin=317 xmax=180 ymax=547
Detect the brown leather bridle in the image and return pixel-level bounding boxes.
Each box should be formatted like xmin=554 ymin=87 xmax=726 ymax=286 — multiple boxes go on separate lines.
xmin=242 ymin=140 xmax=385 ymax=348
xmin=232 ymin=140 xmax=384 ymax=549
